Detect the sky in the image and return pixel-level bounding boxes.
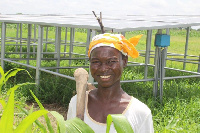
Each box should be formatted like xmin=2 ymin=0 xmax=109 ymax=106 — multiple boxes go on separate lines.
xmin=0 ymin=0 xmax=200 ymax=16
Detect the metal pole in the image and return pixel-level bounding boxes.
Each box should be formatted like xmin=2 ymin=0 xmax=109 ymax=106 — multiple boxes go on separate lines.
xmin=183 ymin=27 xmax=190 ymax=69
xmin=144 ymin=30 xmax=152 ymax=79
xmin=41 ymin=27 xmax=44 ymax=59
xmin=35 ymin=25 xmax=43 ymax=85
xmin=64 ymin=27 xmax=68 ymax=57
xmin=162 ymin=28 xmax=170 ymax=77
xmin=69 ymin=28 xmax=75 ymax=66
xmin=160 ymin=47 xmax=167 ymax=102
xmin=153 ymin=29 xmax=162 ymax=97
xmin=27 ymin=24 xmax=32 ymax=65
xmin=86 ymin=29 xmax=91 ymax=57
xmin=20 ymin=23 xmax=23 ymax=58
xmin=198 ymin=55 xmax=200 ymax=73
xmin=33 ymin=24 xmax=37 ymax=57
xmin=45 ymin=27 xmax=48 ymax=52
xmin=1 ymin=22 xmax=6 ymax=70
xmin=153 ymin=47 xmax=159 ymax=97
xmin=88 ymin=30 xmax=96 ymax=84
xmin=15 ymin=24 xmax=19 ymax=52
xmin=55 ymin=27 xmax=61 ymax=73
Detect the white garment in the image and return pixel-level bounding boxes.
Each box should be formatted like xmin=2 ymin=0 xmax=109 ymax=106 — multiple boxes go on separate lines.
xmin=67 ymin=91 xmax=154 ymax=133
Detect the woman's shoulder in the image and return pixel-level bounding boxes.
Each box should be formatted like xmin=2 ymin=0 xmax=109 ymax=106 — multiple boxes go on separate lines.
xmin=129 ymin=97 xmax=151 ymax=114
xmin=69 ymin=94 xmax=77 ymax=103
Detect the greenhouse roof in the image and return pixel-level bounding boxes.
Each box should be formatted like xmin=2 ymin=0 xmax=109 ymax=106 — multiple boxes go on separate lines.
xmin=0 ymin=14 xmax=200 ymax=32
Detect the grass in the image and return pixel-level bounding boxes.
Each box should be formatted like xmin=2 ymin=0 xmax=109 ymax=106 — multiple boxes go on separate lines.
xmin=1 ymin=24 xmax=200 ymax=132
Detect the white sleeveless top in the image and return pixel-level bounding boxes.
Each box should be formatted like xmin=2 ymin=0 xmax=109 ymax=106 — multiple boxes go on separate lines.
xmin=67 ymin=91 xmax=154 ymax=133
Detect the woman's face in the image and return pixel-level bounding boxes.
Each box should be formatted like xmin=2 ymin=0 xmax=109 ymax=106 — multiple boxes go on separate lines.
xmin=89 ymin=46 xmax=127 ymax=88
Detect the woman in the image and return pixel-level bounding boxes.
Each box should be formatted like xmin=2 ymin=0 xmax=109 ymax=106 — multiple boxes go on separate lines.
xmin=67 ymin=33 xmax=154 ymax=133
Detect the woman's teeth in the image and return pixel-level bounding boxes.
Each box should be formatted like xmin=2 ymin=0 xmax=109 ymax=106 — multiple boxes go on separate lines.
xmin=100 ymin=75 xmax=111 ymax=79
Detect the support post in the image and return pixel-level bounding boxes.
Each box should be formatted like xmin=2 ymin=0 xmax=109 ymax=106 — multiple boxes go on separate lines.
xmin=86 ymin=29 xmax=91 ymax=57
xmin=144 ymin=30 xmax=152 ymax=79
xmin=183 ymin=27 xmax=190 ymax=70
xmin=15 ymin=24 xmax=19 ymax=52
xmin=27 ymin=24 xmax=32 ymax=65
xmin=153 ymin=47 xmax=159 ymax=97
xmin=20 ymin=23 xmax=23 ymax=58
xmin=35 ymin=25 xmax=43 ymax=85
xmin=163 ymin=28 xmax=170 ymax=76
xmin=1 ymin=22 xmax=6 ymax=70
xmin=64 ymin=27 xmax=68 ymax=57
xmin=88 ymin=30 xmax=96 ymax=84
xmin=198 ymin=55 xmax=200 ymax=73
xmin=69 ymin=28 xmax=75 ymax=66
xmin=160 ymin=47 xmax=167 ymax=102
xmin=55 ymin=27 xmax=61 ymax=73
xmin=33 ymin=24 xmax=37 ymax=57
xmin=153 ymin=29 xmax=170 ymax=102
xmin=45 ymin=27 xmax=48 ymax=52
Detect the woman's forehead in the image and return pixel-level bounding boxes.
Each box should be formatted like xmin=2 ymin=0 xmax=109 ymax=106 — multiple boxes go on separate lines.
xmin=90 ymin=46 xmax=121 ymax=57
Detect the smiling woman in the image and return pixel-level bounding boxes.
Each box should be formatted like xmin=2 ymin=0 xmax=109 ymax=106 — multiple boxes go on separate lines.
xmin=67 ymin=33 xmax=154 ymax=133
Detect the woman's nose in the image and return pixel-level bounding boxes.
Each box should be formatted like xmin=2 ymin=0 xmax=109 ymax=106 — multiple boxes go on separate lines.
xmin=99 ymin=63 xmax=109 ymax=72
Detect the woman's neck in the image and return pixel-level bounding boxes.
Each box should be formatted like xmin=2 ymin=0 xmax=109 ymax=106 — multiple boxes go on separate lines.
xmin=96 ymin=84 xmax=124 ymax=102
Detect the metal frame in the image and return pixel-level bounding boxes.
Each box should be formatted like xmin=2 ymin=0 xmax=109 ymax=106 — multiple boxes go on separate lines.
xmin=0 ymin=14 xmax=200 ymax=100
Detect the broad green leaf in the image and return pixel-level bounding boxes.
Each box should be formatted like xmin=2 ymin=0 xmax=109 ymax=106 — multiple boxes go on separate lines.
xmin=65 ymin=117 xmax=94 ymax=133
xmin=4 ymin=68 xmax=24 ymax=83
xmin=14 ymin=110 xmax=49 ymax=133
xmin=0 ymin=66 xmax=5 ymax=94
xmin=30 ymin=90 xmax=54 ymax=133
xmin=0 ymin=87 xmax=15 ymax=133
xmin=0 ymin=67 xmax=33 ymax=95
xmin=0 ymin=83 xmax=33 ymax=133
xmin=50 ymin=111 xmax=66 ymax=133
xmin=0 ymin=66 xmax=5 ymax=76
xmin=0 ymin=68 xmax=15 ymax=90
xmin=7 ymin=83 xmax=35 ymax=96
xmin=20 ymin=107 xmax=47 ymax=133
xmin=0 ymin=99 xmax=6 ymax=109
xmin=25 ymin=105 xmax=34 ymax=133
xmin=106 ymin=114 xmax=134 ymax=133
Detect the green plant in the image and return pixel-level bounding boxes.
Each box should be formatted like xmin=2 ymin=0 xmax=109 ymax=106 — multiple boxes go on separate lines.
xmin=0 ymin=66 xmax=135 ymax=133
xmin=3 ymin=27 xmax=200 ymax=132
xmin=0 ymin=66 xmax=48 ymax=133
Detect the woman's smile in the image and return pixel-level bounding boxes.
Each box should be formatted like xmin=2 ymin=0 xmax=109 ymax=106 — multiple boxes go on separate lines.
xmin=100 ymin=75 xmax=111 ymax=79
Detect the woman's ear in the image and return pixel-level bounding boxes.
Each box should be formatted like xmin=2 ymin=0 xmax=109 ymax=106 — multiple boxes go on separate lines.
xmin=122 ymin=55 xmax=128 ymax=68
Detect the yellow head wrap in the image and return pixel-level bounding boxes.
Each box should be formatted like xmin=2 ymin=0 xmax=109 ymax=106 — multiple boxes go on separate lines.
xmin=88 ymin=33 xmax=143 ymax=58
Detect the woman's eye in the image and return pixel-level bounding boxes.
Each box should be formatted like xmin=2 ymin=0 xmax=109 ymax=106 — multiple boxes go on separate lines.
xmin=92 ymin=61 xmax=100 ymax=64
xmin=107 ymin=60 xmax=118 ymax=65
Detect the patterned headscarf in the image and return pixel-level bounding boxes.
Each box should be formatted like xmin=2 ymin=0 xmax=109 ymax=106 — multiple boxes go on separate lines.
xmin=88 ymin=33 xmax=143 ymax=58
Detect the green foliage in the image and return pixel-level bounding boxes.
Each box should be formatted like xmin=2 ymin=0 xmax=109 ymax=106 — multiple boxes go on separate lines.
xmin=65 ymin=117 xmax=95 ymax=133
xmin=30 ymin=90 xmax=54 ymax=133
xmin=0 ymin=67 xmax=134 ymax=132
xmin=38 ymin=73 xmax=76 ymax=107
xmin=2 ymin=27 xmax=200 ymax=132
xmin=50 ymin=111 xmax=66 ymax=133
xmin=106 ymin=114 xmax=134 ymax=133
xmin=0 ymin=66 xmax=47 ymax=133
xmin=14 ymin=110 xmax=49 ymax=133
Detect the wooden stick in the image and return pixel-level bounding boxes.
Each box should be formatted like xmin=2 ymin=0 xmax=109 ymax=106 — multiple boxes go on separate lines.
xmin=74 ymin=68 xmax=89 ymax=120
xmin=92 ymin=11 xmax=105 ymax=33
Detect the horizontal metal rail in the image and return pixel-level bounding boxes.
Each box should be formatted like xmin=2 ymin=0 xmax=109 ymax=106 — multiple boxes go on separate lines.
xmin=39 ymin=68 xmax=75 ymax=81
xmin=3 ymin=59 xmax=36 ymax=69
